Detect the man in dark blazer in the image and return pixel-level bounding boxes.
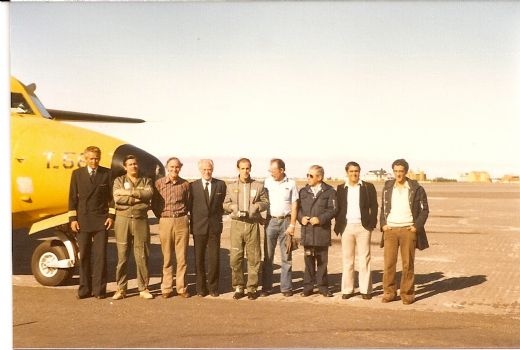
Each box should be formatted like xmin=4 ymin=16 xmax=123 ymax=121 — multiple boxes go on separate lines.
xmin=189 ymin=159 xmax=227 ymax=297
xmin=297 ymin=165 xmax=337 ymax=297
xmin=334 ymin=161 xmax=378 ymax=300
xmin=68 ymin=146 xmax=115 ymax=299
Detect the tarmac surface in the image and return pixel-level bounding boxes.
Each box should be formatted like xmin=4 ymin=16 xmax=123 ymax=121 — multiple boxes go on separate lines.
xmin=11 ymin=182 xmax=520 ymax=348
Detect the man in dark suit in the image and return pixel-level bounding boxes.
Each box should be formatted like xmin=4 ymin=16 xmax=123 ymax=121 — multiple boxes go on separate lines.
xmin=189 ymin=159 xmax=227 ymax=297
xmin=334 ymin=161 xmax=378 ymax=300
xmin=68 ymin=146 xmax=115 ymax=299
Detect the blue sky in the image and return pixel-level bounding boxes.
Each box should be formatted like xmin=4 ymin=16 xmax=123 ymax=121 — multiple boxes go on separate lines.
xmin=9 ymin=2 xmax=520 ymax=178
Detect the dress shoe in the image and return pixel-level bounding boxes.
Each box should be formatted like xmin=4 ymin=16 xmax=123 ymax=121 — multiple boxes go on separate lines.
xmin=94 ymin=294 xmax=106 ymax=300
xmin=282 ymin=291 xmax=293 ymax=297
xmin=161 ymin=292 xmax=173 ymax=299
xmin=320 ymin=290 xmax=333 ymax=297
xmin=139 ymin=289 xmax=154 ymax=299
xmin=233 ymin=290 xmax=245 ymax=300
xmin=112 ymin=290 xmax=126 ymax=300
xmin=381 ymin=296 xmax=396 ymax=303
xmin=247 ymin=291 xmax=258 ymax=300
xmin=178 ymin=292 xmax=191 ymax=298
xmin=342 ymin=293 xmax=354 ymax=300
xmin=197 ymin=292 xmax=208 ymax=297
xmin=259 ymin=290 xmax=270 ymax=297
xmin=361 ymin=293 xmax=372 ymax=300
xmin=300 ymin=290 xmax=313 ymax=297
xmin=402 ymin=298 xmax=414 ymax=305
xmin=76 ymin=294 xmax=90 ymax=300
xmin=209 ymin=291 xmax=219 ymax=297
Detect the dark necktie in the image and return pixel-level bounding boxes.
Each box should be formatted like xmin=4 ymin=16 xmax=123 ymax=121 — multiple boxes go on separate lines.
xmin=90 ymin=169 xmax=96 ymax=183
xmin=204 ymin=181 xmax=210 ymax=203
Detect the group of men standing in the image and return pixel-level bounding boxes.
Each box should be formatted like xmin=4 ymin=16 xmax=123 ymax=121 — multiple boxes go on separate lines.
xmin=68 ymin=146 xmax=429 ymax=305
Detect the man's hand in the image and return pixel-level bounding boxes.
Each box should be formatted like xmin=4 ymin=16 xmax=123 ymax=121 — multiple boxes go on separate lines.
xmin=301 ymin=216 xmax=310 ymax=225
xmin=285 ymin=225 xmax=295 ymax=235
xmin=309 ymin=217 xmax=320 ymax=225
xmin=382 ymin=225 xmax=390 ymax=231
xmin=71 ymin=220 xmax=80 ymax=233
xmin=105 ymin=218 xmax=114 ymax=230
xmin=409 ymin=226 xmax=417 ymax=233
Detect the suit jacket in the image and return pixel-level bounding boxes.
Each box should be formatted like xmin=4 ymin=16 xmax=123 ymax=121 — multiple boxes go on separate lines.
xmin=223 ymin=177 xmax=269 ymax=222
xmin=297 ymin=182 xmax=337 ymax=247
xmin=379 ymin=178 xmax=429 ymax=250
xmin=189 ymin=178 xmax=227 ymax=235
xmin=334 ymin=180 xmax=378 ymax=234
xmin=68 ymin=166 xmax=115 ymax=232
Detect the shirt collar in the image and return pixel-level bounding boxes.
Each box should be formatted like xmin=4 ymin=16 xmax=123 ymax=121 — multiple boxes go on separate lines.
xmin=201 ymin=178 xmax=212 ymax=184
xmin=394 ymin=180 xmax=410 ymax=189
xmin=345 ymin=179 xmax=362 ymax=188
xmin=87 ymin=166 xmax=97 ymax=175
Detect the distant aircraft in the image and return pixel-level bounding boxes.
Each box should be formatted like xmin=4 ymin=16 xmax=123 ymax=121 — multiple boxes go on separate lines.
xmin=11 ymin=76 xmax=165 ymax=286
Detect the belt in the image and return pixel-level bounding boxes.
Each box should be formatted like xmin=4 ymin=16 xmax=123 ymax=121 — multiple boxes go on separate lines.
xmin=162 ymin=213 xmax=187 ymax=218
xmin=268 ymin=214 xmax=290 ymax=220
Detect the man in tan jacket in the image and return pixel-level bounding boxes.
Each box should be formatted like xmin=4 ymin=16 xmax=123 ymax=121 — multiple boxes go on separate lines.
xmin=112 ymin=155 xmax=154 ymax=300
xmin=223 ymin=158 xmax=269 ymax=300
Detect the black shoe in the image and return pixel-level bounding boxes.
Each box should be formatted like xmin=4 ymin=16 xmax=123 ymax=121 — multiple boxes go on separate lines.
xmin=282 ymin=291 xmax=293 ymax=297
xmin=197 ymin=292 xmax=208 ymax=297
xmin=247 ymin=292 xmax=258 ymax=300
xmin=209 ymin=291 xmax=219 ymax=297
xmin=260 ymin=290 xmax=270 ymax=297
xmin=94 ymin=294 xmax=106 ymax=300
xmin=233 ymin=290 xmax=245 ymax=300
xmin=320 ymin=290 xmax=333 ymax=297
xmin=76 ymin=294 xmax=90 ymax=300
xmin=300 ymin=290 xmax=313 ymax=297
xmin=361 ymin=293 xmax=372 ymax=300
xmin=342 ymin=293 xmax=354 ymax=300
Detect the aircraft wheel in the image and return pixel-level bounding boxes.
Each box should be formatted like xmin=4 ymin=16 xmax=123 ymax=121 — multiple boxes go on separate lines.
xmin=31 ymin=241 xmax=73 ymax=286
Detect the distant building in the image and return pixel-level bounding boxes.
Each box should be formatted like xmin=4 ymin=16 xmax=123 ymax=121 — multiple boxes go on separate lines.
xmin=407 ymin=170 xmax=427 ymax=182
xmin=501 ymin=174 xmax=520 ymax=183
xmin=460 ymin=171 xmax=492 ymax=183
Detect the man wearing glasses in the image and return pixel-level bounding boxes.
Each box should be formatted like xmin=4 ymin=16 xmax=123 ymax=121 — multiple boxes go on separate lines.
xmin=260 ymin=158 xmax=299 ymax=297
xmin=297 ymin=165 xmax=337 ymax=297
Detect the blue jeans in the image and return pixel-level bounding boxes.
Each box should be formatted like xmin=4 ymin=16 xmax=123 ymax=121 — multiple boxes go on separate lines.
xmin=262 ymin=217 xmax=293 ymax=292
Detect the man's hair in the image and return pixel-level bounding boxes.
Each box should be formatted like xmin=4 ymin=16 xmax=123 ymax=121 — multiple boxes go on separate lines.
xmin=270 ymin=158 xmax=285 ymax=171
xmin=345 ymin=161 xmax=360 ymax=171
xmin=84 ymin=146 xmax=101 ymax=156
xmin=198 ymin=159 xmax=214 ymax=169
xmin=124 ymin=154 xmax=138 ymax=166
xmin=236 ymin=157 xmax=251 ymax=168
xmin=309 ymin=165 xmax=324 ymax=177
xmin=166 ymin=157 xmax=183 ymax=167
xmin=392 ymin=158 xmax=409 ymax=172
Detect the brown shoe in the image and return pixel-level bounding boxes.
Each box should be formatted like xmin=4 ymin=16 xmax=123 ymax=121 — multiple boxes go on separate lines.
xmin=178 ymin=292 xmax=191 ymax=298
xmin=162 ymin=292 xmax=172 ymax=299
xmin=402 ymin=298 xmax=415 ymax=305
xmin=361 ymin=293 xmax=372 ymax=300
xmin=381 ymin=296 xmax=396 ymax=303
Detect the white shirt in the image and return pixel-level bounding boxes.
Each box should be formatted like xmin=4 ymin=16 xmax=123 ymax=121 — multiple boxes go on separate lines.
xmin=264 ymin=176 xmax=299 ymax=217
xmin=88 ymin=166 xmax=97 ymax=175
xmin=310 ymin=183 xmax=322 ymax=198
xmin=345 ymin=179 xmax=362 ymax=224
xmin=387 ymin=181 xmax=413 ymax=227
xmin=201 ymin=178 xmax=212 ymax=195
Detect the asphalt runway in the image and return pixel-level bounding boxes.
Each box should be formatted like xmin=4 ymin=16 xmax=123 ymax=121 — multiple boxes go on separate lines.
xmin=11 ymin=182 xmax=520 ymax=348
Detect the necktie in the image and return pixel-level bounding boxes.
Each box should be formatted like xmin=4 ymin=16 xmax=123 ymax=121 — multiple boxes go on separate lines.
xmin=90 ymin=169 xmax=96 ymax=183
xmin=204 ymin=181 xmax=210 ymax=203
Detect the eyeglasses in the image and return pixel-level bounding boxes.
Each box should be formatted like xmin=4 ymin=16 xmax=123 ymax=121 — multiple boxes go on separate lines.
xmin=306 ymin=174 xmax=315 ymax=179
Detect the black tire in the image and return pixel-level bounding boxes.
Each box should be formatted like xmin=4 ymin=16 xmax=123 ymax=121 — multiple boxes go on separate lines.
xmin=31 ymin=240 xmax=73 ymax=286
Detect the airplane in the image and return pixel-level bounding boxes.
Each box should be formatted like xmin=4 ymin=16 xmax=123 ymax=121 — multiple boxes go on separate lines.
xmin=11 ymin=76 xmax=165 ymax=286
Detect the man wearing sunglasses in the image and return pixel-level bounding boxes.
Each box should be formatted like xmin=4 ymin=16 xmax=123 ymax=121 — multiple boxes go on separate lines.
xmin=297 ymin=165 xmax=337 ymax=297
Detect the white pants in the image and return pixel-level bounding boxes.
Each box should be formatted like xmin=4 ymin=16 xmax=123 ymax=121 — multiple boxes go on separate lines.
xmin=341 ymin=223 xmax=372 ymax=294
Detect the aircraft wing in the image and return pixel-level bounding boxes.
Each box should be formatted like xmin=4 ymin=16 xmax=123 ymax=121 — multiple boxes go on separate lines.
xmin=47 ymin=109 xmax=145 ymax=123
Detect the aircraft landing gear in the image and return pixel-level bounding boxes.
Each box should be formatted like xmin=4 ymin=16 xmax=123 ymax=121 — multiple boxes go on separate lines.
xmin=31 ymin=240 xmax=74 ymax=286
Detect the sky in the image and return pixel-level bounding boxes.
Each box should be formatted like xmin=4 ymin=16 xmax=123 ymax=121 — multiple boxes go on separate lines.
xmin=9 ymin=2 xmax=520 ymax=179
